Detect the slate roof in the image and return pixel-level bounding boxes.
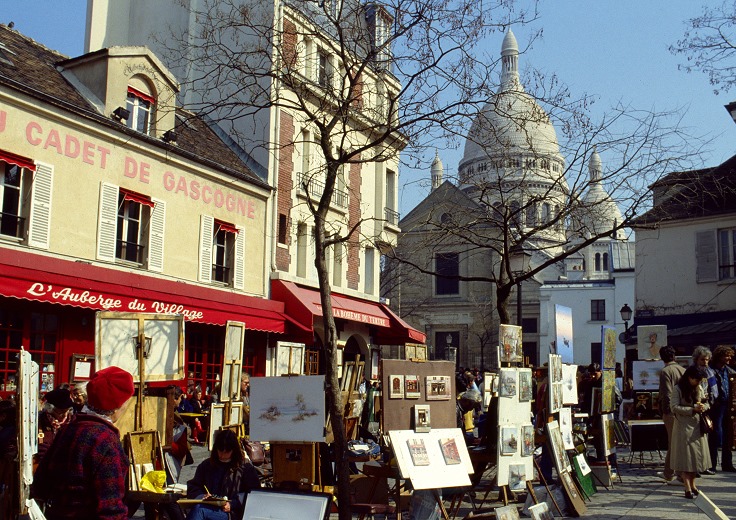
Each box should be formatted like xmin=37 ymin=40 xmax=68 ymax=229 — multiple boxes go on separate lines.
xmin=631 ymin=154 xmax=736 ymax=226
xmin=0 ymin=24 xmax=269 ymax=189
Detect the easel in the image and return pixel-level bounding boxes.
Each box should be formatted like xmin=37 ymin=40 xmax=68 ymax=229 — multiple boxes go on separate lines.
xmin=271 ymin=442 xmax=323 ymax=491
xmin=523 ymin=458 xmax=563 ymax=516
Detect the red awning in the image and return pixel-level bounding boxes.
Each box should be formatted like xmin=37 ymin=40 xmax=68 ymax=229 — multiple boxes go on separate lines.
xmin=0 ymin=149 xmax=36 ymax=171
xmin=215 ymin=220 xmax=239 ymax=234
xmin=120 ymin=188 xmax=155 ymax=208
xmin=271 ymin=280 xmax=425 ymax=345
xmin=0 ymin=249 xmax=286 ymax=332
xmin=128 ymin=86 xmax=156 ymax=105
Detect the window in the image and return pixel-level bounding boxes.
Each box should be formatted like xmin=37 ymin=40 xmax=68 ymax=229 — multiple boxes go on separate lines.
xmin=594 ymin=253 xmax=601 ymax=271
xmin=542 ymin=203 xmax=550 ymax=223
xmin=198 ymin=215 xmax=244 ymax=288
xmin=526 ymin=203 xmax=537 ymax=227
xmin=591 ymin=299 xmax=606 ymax=321
xmin=296 ymin=223 xmax=309 ymax=278
xmin=602 ymin=252 xmax=609 ymax=271
xmin=98 ymin=183 xmax=165 ymax=271
xmin=590 ymin=342 xmax=602 ymax=367
xmin=435 ymin=252 xmax=459 ymax=295
xmin=521 ymin=317 xmax=538 ymax=334
xmin=278 ymin=213 xmax=288 ymax=245
xmin=0 ymin=152 xmax=52 ymax=248
xmin=719 ymin=228 xmax=736 ymax=279
xmin=318 ymin=50 xmax=331 ymax=88
xmin=126 ymin=86 xmax=154 ymax=135
xmin=333 ymin=242 xmax=343 ymax=287
xmin=0 ymin=161 xmax=23 ymax=238
xmin=364 ymin=247 xmax=375 ymax=295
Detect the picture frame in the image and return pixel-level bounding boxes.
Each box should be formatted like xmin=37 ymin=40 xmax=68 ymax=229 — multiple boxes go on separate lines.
xmin=546 ymin=420 xmax=570 ymax=473
xmin=601 ymin=370 xmax=616 ymax=412
xmin=529 ymin=502 xmax=554 ymax=520
xmin=499 ymin=324 xmax=523 ymax=363
xmin=274 ymin=341 xmax=305 ymax=377
xmin=389 ymin=374 xmax=405 ymax=399
xmin=561 ymin=363 xmax=578 ymax=405
xmin=405 ymin=374 xmax=421 ymax=399
xmin=494 ymin=504 xmax=521 ymax=520
xmin=499 ymin=368 xmax=517 ymax=398
xmin=425 ymin=375 xmax=452 ymax=400
xmin=632 ymin=360 xmax=662 ymax=391
xmin=559 ymin=469 xmax=587 ymax=516
xmin=518 ymin=369 xmax=533 ymax=402
xmin=414 ymin=404 xmax=431 ymax=433
xmin=70 ymin=354 xmax=93 ymax=382
xmin=554 ymin=304 xmax=574 ymax=364
xmin=407 ymin=437 xmax=430 ymax=465
xmin=521 ymin=424 xmax=534 ymax=457
xmin=438 ymin=437 xmax=462 ymax=465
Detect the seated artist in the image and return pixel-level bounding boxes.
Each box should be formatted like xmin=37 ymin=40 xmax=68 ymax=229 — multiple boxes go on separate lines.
xmin=185 ymin=429 xmax=260 ymax=520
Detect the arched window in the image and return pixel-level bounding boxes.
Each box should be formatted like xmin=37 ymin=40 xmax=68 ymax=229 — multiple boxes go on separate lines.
xmin=526 ymin=203 xmax=537 ymax=227
xmin=541 ymin=203 xmax=550 ymax=223
xmin=509 ymin=200 xmax=521 ymax=228
xmin=126 ymin=76 xmax=156 ymax=135
xmin=602 ymin=252 xmax=609 ymax=271
xmin=595 ymin=253 xmax=601 ymax=271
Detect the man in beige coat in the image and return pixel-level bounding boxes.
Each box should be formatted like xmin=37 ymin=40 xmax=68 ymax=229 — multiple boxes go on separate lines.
xmin=659 ymin=346 xmax=685 ymax=483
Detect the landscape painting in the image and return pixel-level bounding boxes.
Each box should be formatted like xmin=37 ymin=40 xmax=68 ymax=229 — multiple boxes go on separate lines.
xmin=250 ymin=376 xmax=326 ymax=442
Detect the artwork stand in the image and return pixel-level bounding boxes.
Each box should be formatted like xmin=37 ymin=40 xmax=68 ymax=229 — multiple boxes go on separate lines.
xmin=271 ymin=442 xmax=323 ymax=491
xmin=532 ymin=457 xmax=564 ymax=516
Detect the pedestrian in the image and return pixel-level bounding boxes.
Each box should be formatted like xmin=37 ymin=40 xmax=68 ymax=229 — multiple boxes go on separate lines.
xmin=658 ymin=346 xmax=685 ymax=484
xmin=708 ymin=346 xmax=736 ymax=473
xmin=240 ymin=373 xmax=250 ymax=436
xmin=71 ymin=383 xmax=88 ymax=413
xmin=692 ymin=345 xmax=718 ymax=474
xmin=185 ymin=429 xmax=260 ymax=520
xmin=36 ymin=388 xmax=74 ymax=464
xmin=31 ymin=366 xmax=135 ymax=520
xmin=670 ymin=365 xmax=711 ymax=499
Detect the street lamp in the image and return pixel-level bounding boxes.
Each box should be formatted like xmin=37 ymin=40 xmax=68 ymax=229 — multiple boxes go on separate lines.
xmin=619 ymin=303 xmax=632 ymax=343
xmin=446 ymin=333 xmax=457 ymax=364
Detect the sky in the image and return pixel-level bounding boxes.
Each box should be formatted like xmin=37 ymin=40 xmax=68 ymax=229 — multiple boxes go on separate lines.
xmin=2 ymin=1 xmax=735 ymax=216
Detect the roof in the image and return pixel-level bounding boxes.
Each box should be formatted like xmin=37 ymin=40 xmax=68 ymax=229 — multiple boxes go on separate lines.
xmin=631 ymin=154 xmax=736 ymax=226
xmin=0 ymin=24 xmax=268 ymax=189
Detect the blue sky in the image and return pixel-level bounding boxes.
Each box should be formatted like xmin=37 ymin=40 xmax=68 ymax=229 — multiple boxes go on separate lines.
xmin=3 ymin=1 xmax=734 ymax=215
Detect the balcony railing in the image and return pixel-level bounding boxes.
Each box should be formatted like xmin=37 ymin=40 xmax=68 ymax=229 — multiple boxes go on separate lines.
xmin=0 ymin=212 xmax=25 ymax=239
xmin=296 ymin=172 xmax=349 ymax=209
xmin=384 ymin=207 xmax=400 ymax=226
xmin=116 ymin=240 xmax=145 ymax=264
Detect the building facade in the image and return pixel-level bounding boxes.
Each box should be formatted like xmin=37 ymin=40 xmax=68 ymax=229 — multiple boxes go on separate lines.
xmin=0 ymin=26 xmax=285 ymax=396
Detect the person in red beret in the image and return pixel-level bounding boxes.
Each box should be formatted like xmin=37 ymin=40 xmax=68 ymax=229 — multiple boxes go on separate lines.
xmin=31 ymin=366 xmax=135 ymax=520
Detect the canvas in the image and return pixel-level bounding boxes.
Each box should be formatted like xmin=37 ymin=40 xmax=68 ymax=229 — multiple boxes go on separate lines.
xmin=499 ymin=324 xmax=523 ymax=363
xmin=499 ymin=368 xmax=517 ymax=398
xmin=632 ymin=360 xmax=662 ymax=391
xmin=637 ymin=325 xmax=668 ymax=360
xmin=500 ymin=426 xmax=519 ymax=455
xmin=601 ymin=370 xmax=616 ymax=413
xmin=425 ymin=375 xmax=452 ymax=400
xmin=521 ymin=424 xmax=535 ymax=456
xmin=554 ymin=305 xmax=574 ymax=363
xmin=405 ymin=374 xmax=421 ymax=398
xmin=407 ymin=438 xmax=430 ymax=466
xmin=508 ymin=463 xmax=526 ymax=491
xmin=389 ymin=374 xmax=405 ymax=398
xmin=561 ymin=363 xmax=578 ymax=405
xmin=519 ymin=369 xmax=533 ymax=402
xmin=494 ymin=504 xmax=520 ymax=520
xmin=414 ymin=404 xmax=431 ymax=433
xmin=558 ymin=407 xmax=575 ymax=450
xmin=439 ymin=437 xmax=462 ymax=465
xmin=601 ymin=326 xmax=617 ymax=369
xmin=249 ymin=376 xmax=326 ymax=442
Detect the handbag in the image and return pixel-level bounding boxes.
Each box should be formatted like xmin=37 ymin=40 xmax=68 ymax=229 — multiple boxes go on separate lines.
xmin=242 ymin=439 xmax=266 ymax=466
xmin=699 ymin=412 xmax=714 ymax=435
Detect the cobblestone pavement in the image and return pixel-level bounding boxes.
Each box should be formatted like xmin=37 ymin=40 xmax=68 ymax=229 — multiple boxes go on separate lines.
xmin=135 ymin=446 xmax=736 ymax=519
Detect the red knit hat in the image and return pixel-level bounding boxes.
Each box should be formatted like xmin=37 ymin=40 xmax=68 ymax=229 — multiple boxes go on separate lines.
xmin=87 ymin=366 xmax=135 ymax=411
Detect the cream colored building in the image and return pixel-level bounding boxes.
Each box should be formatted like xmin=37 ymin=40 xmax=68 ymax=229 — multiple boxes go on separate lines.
xmin=0 ymin=25 xmax=284 ymax=396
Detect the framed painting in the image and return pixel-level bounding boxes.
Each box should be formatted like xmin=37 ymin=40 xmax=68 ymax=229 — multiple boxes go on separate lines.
xmin=500 ymin=426 xmax=519 ymax=455
xmin=405 ymin=375 xmax=421 ymax=398
xmin=425 ymin=375 xmax=452 ymax=400
xmin=636 ymin=325 xmax=667 ymax=360
xmin=601 ymin=326 xmax=617 ymax=369
xmin=529 ymin=502 xmax=554 ymax=520
xmin=499 ymin=324 xmax=523 ymax=363
xmin=554 ymin=305 xmax=574 ymax=363
xmin=518 ymin=369 xmax=533 ymax=402
xmin=632 ymin=360 xmax=662 ymax=391
xmin=70 ymin=354 xmax=93 ymax=382
xmin=494 ymin=504 xmax=520 ymax=520
xmin=559 ymin=469 xmax=587 ymax=516
xmin=389 ymin=375 xmax=405 ymax=399
xmin=414 ymin=404 xmax=431 ymax=433
xmin=601 ymin=370 xmax=616 ymax=413
xmin=499 ymin=368 xmax=517 ymax=398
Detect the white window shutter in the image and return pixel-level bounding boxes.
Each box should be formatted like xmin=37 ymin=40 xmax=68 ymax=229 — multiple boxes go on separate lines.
xmin=233 ymin=226 xmax=245 ymax=290
xmin=28 ymin=161 xmax=53 ymax=249
xmin=97 ymin=182 xmax=118 ymax=262
xmin=199 ymin=214 xmax=214 ymax=283
xmin=148 ymin=198 xmax=166 ymax=272
xmin=696 ymin=230 xmax=718 ymax=282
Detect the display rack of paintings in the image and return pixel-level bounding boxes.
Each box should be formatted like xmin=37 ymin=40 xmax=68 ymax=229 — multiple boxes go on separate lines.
xmin=499 ymin=324 xmax=523 ymax=364
xmin=561 ymin=363 xmax=578 ymax=405
xmin=554 ymin=304 xmax=574 ymax=364
xmin=388 ymin=428 xmax=473 ymax=490
xmin=601 ymin=370 xmax=616 ymax=413
xmin=601 ymin=326 xmax=617 ymax=370
xmin=636 ymin=325 xmax=667 ymax=360
xmin=496 ymin=367 xmax=534 ymax=487
xmin=632 ymin=360 xmax=662 ymax=391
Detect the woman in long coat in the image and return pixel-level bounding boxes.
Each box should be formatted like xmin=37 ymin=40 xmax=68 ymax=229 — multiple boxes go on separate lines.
xmin=670 ymin=365 xmax=712 ymax=499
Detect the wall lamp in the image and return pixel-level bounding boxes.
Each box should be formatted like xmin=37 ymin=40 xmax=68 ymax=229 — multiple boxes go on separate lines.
xmin=162 ymin=130 xmax=177 ymax=143
xmin=112 ymin=106 xmax=130 ymax=121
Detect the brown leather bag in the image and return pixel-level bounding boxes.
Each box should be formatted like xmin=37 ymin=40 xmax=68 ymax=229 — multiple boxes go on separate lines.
xmin=242 ymin=440 xmax=266 ymax=466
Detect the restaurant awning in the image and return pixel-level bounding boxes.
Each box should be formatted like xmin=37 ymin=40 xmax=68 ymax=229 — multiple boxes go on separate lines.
xmin=271 ymin=279 xmax=426 ymax=344
xmin=1 ymin=248 xmax=287 ymax=332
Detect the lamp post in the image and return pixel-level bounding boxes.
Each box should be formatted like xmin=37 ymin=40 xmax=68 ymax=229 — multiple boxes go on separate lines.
xmin=446 ymin=333 xmax=457 ymax=364
xmin=619 ymin=303 xmax=632 ymax=344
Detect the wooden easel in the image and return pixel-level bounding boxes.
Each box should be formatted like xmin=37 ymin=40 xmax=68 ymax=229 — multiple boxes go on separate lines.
xmin=271 ymin=442 xmax=323 ymax=491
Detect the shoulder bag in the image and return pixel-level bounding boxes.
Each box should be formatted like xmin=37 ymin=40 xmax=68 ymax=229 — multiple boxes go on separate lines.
xmin=699 ymin=412 xmax=714 ymax=435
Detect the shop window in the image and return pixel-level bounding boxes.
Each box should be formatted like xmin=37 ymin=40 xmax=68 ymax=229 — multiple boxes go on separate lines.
xmin=0 ymin=308 xmax=23 ymax=395
xmin=186 ymin=327 xmax=223 ymax=398
xmin=198 ymin=215 xmax=244 ymax=288
xmin=0 ymin=152 xmax=53 ymax=249
xmin=591 ymin=299 xmax=605 ymax=321
xmin=126 ymin=86 xmax=155 ymax=135
xmin=435 ymin=252 xmax=459 ymax=295
xmin=98 ymin=182 xmax=165 ymax=271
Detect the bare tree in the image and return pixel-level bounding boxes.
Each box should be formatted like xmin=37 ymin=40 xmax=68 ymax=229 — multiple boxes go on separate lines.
xmin=671 ymin=1 xmax=736 ymax=94
xmin=150 ymin=0 xmax=701 ymax=516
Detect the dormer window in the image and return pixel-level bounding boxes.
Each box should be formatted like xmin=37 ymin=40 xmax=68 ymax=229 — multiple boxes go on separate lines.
xmin=126 ymin=86 xmax=155 ymax=135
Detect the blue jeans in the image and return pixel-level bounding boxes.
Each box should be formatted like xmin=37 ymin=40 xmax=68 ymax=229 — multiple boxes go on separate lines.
xmin=185 ymin=504 xmax=229 ymax=520
xmin=708 ymin=401 xmax=732 ymax=469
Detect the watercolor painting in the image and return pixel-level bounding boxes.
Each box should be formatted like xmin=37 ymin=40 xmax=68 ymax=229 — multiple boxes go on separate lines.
xmin=407 ymin=438 xmax=430 ymax=466
xmin=519 ymin=369 xmax=533 ymax=402
xmin=499 ymin=324 xmax=523 ymax=363
xmin=500 ymin=426 xmax=519 ymax=455
xmin=499 ymin=368 xmax=517 ymax=398
xmin=389 ymin=374 xmax=405 ymax=398
xmin=509 ymin=463 xmax=526 ymax=491
xmin=439 ymin=437 xmax=462 ymax=465
xmin=249 ymin=376 xmax=326 ymax=442
xmin=529 ymin=502 xmax=554 ymax=520
xmin=521 ymin=424 xmax=535 ymax=456
xmin=414 ymin=404 xmax=431 ymax=433
xmin=494 ymin=504 xmax=520 ymax=520
xmin=405 ymin=374 xmax=421 ymax=398
xmin=425 ymin=375 xmax=452 ymax=400
xmin=554 ymin=305 xmax=574 ymax=363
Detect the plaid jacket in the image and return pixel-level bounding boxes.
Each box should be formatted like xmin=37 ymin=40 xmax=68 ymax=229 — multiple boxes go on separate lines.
xmin=31 ymin=414 xmax=129 ymax=520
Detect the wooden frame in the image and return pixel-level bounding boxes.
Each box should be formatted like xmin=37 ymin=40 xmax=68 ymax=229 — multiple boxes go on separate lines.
xmin=220 ymin=321 xmax=245 ymax=402
xmin=70 ymin=354 xmax=94 ymax=382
